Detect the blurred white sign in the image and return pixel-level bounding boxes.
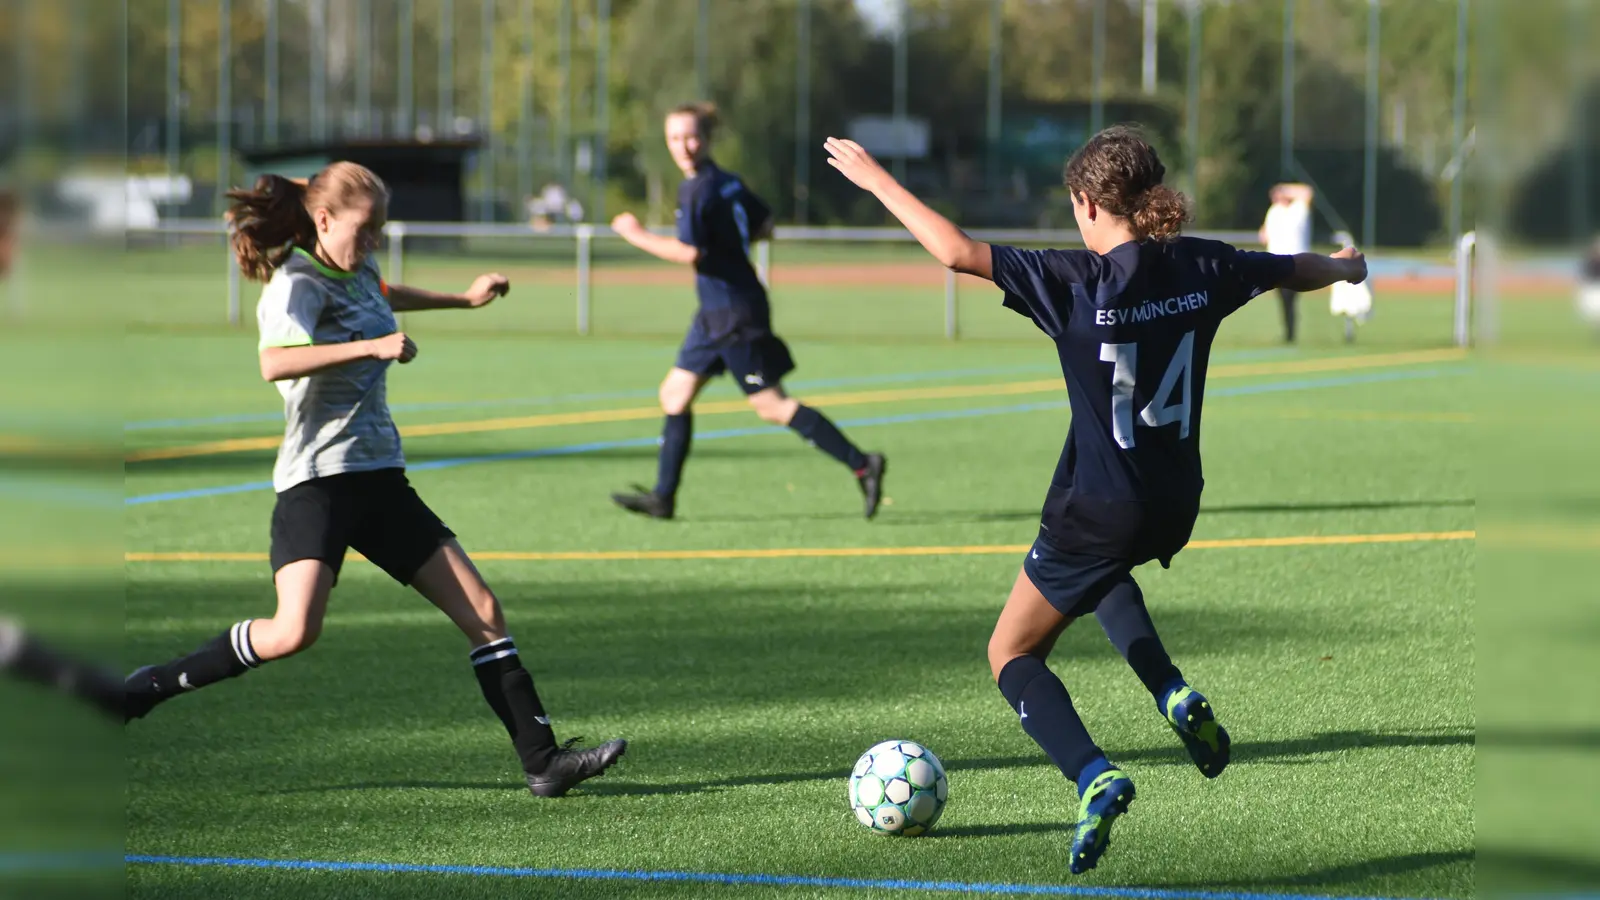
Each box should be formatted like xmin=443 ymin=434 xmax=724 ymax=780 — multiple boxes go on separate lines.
xmin=57 ymin=173 xmax=192 ymax=232
xmin=847 ymin=116 xmax=930 ymax=159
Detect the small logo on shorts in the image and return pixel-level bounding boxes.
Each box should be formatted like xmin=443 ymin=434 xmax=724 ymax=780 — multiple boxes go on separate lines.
xmin=743 ymin=373 xmax=765 ymax=386
xmin=1031 ymin=549 xmax=1039 ymax=560
xmin=178 ymin=673 xmax=195 ymax=691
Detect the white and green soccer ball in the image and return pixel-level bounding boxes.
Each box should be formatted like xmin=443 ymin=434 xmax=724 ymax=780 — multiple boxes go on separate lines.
xmin=848 ymin=739 xmax=949 ymax=836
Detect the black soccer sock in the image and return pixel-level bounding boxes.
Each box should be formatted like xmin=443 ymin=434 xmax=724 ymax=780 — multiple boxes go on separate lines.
xmin=470 ymin=637 xmax=558 ymax=773
xmin=0 ymin=620 xmax=124 ymax=719
xmin=1094 ymin=580 xmax=1184 ymax=701
xmin=788 ymin=405 xmax=868 ymax=472
xmin=145 ymin=620 xmax=262 ymax=699
xmin=996 ymin=655 xmax=1106 ymax=785
xmin=653 ymin=412 xmax=693 ymax=499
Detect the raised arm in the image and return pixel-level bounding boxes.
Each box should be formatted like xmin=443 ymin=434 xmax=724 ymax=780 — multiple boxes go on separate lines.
xmin=824 ymin=138 xmax=991 ymax=279
xmin=386 ymin=274 xmax=509 ymax=312
xmin=610 ymin=213 xmax=698 ymax=266
xmin=1279 ymin=246 xmax=1366 ymax=293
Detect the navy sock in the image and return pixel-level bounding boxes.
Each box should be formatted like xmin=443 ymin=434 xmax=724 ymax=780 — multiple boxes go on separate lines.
xmin=471 ymin=638 xmax=558 ymax=773
xmin=653 ymin=412 xmax=692 ymax=499
xmin=1093 ymin=579 xmax=1184 ymax=701
xmin=996 ymin=655 xmax=1105 ymax=786
xmin=148 ymin=620 xmax=261 ymax=698
xmin=788 ymin=405 xmax=868 ymax=471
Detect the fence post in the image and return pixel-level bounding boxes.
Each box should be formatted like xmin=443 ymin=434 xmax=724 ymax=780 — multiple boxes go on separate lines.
xmin=944 ymin=268 xmax=958 ymax=339
xmin=576 ymin=224 xmax=594 ymax=335
xmin=386 ymin=221 xmax=406 ymax=284
xmin=386 ymin=221 xmax=407 ymax=328
xmin=756 ymin=240 xmax=771 ymax=288
xmin=1453 ymin=230 xmax=1475 ymax=347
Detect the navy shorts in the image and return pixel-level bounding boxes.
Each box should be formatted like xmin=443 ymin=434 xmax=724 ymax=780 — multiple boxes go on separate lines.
xmin=676 ymin=331 xmax=796 ymax=395
xmin=1021 ymin=537 xmax=1141 ymax=619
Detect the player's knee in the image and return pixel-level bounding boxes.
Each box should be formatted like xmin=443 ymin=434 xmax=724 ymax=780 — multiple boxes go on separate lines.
xmin=750 ymin=395 xmax=796 ymax=425
xmin=752 ymin=401 xmax=788 ymax=424
xmin=659 ymin=383 xmax=691 ymax=415
xmin=986 ymin=636 xmax=1027 ymax=683
xmin=259 ymin=615 xmax=322 ymax=658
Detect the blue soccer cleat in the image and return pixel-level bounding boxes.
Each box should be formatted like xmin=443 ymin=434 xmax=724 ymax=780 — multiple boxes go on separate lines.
xmin=1069 ymin=765 xmax=1135 ymax=875
xmin=1162 ymin=684 xmax=1230 ymax=779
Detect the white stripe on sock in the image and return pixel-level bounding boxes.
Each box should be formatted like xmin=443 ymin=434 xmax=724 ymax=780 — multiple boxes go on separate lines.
xmin=469 ymin=637 xmax=515 ymax=659
xmin=230 ymin=620 xmax=258 ymax=668
xmin=471 ymin=647 xmax=519 ymax=665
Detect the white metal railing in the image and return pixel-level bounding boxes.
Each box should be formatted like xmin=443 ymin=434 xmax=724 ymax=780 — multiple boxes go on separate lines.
xmin=1454 ymin=230 xmax=1475 ymax=347
xmin=125 ymin=219 xmax=1494 ymax=340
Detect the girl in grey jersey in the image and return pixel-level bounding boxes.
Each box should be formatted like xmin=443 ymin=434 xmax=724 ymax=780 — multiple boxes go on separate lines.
xmin=125 ymin=162 xmax=626 ymax=798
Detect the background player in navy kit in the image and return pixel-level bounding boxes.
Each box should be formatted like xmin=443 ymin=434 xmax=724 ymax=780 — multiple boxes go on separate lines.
xmin=826 ymin=126 xmax=1366 ymax=873
xmin=608 ymin=103 xmax=887 ymax=521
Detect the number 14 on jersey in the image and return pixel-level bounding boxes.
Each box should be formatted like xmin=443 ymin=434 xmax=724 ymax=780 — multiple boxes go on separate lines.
xmin=1099 ymin=331 xmax=1194 ymax=450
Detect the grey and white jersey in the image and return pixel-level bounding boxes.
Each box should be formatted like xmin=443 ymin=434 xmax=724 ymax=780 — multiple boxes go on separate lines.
xmin=256 ymin=248 xmax=403 ymax=492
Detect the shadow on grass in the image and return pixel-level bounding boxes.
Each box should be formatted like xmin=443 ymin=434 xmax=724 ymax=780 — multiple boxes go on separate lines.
xmin=1173 ymin=848 xmax=1472 ymax=890
xmin=264 ymin=727 xmax=1473 ymax=798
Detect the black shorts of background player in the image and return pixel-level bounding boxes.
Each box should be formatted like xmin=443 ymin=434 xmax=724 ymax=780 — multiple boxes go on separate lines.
xmin=122 ymin=163 xmax=624 ymax=798
xmin=828 ymin=126 xmax=1367 ymax=872
xmin=606 ymin=102 xmax=886 ymax=521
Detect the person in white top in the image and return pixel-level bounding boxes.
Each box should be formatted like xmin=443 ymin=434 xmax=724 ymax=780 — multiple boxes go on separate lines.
xmin=1258 ymin=183 xmax=1314 ymax=343
xmin=1578 ymin=235 xmax=1600 ymax=329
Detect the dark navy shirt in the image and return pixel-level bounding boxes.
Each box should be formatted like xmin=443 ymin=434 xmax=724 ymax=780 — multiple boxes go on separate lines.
xmin=676 ymin=161 xmax=774 ymax=343
xmin=991 ymin=237 xmax=1295 ymax=561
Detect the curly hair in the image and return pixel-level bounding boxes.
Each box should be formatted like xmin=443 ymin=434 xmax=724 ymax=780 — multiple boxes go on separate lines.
xmin=1064 ymin=124 xmax=1191 ymax=241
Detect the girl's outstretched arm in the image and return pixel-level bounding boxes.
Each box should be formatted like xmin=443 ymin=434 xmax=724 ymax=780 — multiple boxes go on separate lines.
xmin=824 ymin=138 xmax=991 ymax=280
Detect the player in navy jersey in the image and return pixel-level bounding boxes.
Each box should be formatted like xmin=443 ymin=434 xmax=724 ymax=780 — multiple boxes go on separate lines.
xmin=826 ymin=126 xmax=1366 ymax=873
xmin=607 ymin=102 xmax=887 ymax=521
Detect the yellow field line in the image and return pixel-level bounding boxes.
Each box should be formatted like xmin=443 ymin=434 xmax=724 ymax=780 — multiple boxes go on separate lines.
xmin=124 ymin=529 xmax=1474 ymax=563
xmin=1219 ymin=408 xmax=1474 ymax=424
xmin=126 ymin=347 xmax=1468 ymax=464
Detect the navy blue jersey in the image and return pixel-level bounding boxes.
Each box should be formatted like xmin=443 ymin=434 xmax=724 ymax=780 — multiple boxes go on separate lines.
xmin=992 ymin=237 xmax=1294 ymax=561
xmin=677 ymin=161 xmax=773 ymax=341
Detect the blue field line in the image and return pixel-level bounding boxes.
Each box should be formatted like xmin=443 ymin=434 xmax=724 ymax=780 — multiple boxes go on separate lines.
xmin=122 ymin=349 xmax=1299 ymax=432
xmin=123 ymin=854 xmax=1442 ymax=900
xmin=123 ymin=367 xmax=1457 ymax=507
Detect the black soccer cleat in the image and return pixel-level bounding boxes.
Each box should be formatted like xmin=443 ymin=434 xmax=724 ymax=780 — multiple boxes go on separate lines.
xmin=124 ymin=665 xmax=160 ymax=723
xmin=856 ymin=453 xmax=888 ymax=520
xmin=611 ymin=486 xmax=674 ymax=520
xmin=525 ymin=737 xmax=628 ymax=798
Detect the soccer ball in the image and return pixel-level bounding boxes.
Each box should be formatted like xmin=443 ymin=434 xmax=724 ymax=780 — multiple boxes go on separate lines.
xmin=848 ymin=739 xmax=949 ymax=836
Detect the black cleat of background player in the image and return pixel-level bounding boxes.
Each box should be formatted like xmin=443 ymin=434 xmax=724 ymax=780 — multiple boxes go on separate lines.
xmin=525 ymin=737 xmax=628 ymax=798
xmin=857 ymin=453 xmax=888 ymax=519
xmin=611 ymin=486 xmax=675 ymax=520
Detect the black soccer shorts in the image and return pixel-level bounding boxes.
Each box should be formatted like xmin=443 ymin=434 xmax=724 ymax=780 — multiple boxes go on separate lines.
xmin=269 ymin=468 xmax=456 ymax=586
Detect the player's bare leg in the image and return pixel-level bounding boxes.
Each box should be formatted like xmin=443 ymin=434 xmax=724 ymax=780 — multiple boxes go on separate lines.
xmin=751 ymin=384 xmax=888 ymax=519
xmin=612 ymin=367 xmax=711 ymax=520
xmin=989 ymin=565 xmax=1134 ymax=875
xmin=412 ymin=540 xmax=625 ymax=797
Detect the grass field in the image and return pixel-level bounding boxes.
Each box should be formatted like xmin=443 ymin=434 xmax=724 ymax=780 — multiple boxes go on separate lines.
xmin=107 ymin=240 xmax=1510 ymax=899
